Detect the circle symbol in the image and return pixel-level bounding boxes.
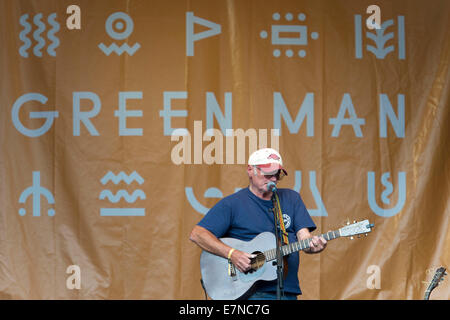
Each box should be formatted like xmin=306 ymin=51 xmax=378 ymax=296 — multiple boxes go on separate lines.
xmin=286 ymin=49 xmax=293 ymax=57
xmin=273 ymin=49 xmax=281 ymax=57
xmin=115 ymin=21 xmax=124 ymax=30
xmin=105 ymin=12 xmax=134 ymax=40
xmin=311 ymin=32 xmax=319 ymax=40
xmin=260 ymin=30 xmax=268 ymax=39
xmin=19 ymin=208 xmax=26 ymax=216
xmin=298 ymin=50 xmax=306 ymax=58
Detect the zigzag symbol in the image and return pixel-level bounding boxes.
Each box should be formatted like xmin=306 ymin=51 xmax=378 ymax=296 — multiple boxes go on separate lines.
xmin=98 ymin=42 xmax=141 ymax=56
xmin=99 ymin=189 xmax=146 ymax=203
xmin=100 ymin=171 xmax=144 ymax=185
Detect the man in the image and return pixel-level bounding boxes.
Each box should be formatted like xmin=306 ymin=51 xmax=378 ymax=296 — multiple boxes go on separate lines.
xmin=190 ymin=148 xmax=327 ymax=300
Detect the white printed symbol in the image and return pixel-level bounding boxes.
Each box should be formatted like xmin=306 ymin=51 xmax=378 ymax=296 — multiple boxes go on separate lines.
xmin=66 ymin=265 xmax=81 ymax=290
xmin=98 ymin=12 xmax=141 ymax=56
xmin=99 ymin=171 xmax=146 ymax=216
xmin=259 ymin=13 xmax=319 ymax=58
xmin=366 ymin=5 xmax=381 ymax=30
xmin=283 ymin=214 xmax=291 ymax=229
xmin=366 ymin=265 xmax=381 ymax=289
xmin=66 ymin=5 xmax=81 ymax=30
xmin=186 ymin=12 xmax=221 ymax=56
xmin=354 ymin=15 xmax=405 ymax=59
xmin=18 ymin=171 xmax=55 ymax=217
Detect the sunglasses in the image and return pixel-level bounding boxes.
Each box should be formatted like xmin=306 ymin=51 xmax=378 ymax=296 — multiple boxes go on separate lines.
xmin=255 ymin=167 xmax=285 ymax=180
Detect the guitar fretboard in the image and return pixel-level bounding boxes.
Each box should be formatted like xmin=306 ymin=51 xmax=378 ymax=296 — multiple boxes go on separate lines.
xmin=423 ymin=267 xmax=446 ymax=300
xmin=264 ymin=230 xmax=340 ymax=261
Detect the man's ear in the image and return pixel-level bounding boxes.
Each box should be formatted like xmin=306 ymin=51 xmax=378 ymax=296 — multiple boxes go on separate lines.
xmin=247 ymin=165 xmax=254 ymax=177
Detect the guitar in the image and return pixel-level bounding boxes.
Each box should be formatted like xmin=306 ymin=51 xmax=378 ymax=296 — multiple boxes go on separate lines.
xmin=200 ymin=219 xmax=374 ymax=300
xmin=424 ymin=267 xmax=447 ymax=300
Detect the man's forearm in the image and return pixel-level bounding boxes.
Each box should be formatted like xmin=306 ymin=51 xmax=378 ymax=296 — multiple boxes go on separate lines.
xmin=189 ymin=225 xmax=231 ymax=258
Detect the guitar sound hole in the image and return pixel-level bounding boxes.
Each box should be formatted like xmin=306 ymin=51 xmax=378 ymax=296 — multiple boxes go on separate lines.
xmin=248 ymin=251 xmax=265 ymax=273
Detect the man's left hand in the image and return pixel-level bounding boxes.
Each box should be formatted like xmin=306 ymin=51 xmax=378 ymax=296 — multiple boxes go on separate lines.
xmin=307 ymin=235 xmax=327 ymax=253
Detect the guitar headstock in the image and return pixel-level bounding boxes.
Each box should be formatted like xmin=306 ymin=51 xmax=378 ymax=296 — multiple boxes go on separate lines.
xmin=425 ymin=267 xmax=447 ymax=299
xmin=339 ymin=219 xmax=374 ymax=239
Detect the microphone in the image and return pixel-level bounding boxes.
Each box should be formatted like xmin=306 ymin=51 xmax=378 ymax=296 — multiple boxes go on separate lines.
xmin=267 ymin=182 xmax=277 ymax=192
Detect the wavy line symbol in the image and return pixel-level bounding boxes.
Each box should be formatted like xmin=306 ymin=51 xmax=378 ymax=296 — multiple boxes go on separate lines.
xmin=99 ymin=170 xmax=146 ymax=217
xmin=100 ymin=171 xmax=144 ymax=185
xmin=98 ymin=43 xmax=141 ymax=56
xmin=380 ymin=172 xmax=393 ymax=204
xmin=19 ymin=14 xmax=32 ymax=57
xmin=47 ymin=13 xmax=60 ymax=56
xmin=33 ymin=13 xmax=46 ymax=57
xmin=99 ymin=189 xmax=146 ymax=203
xmin=19 ymin=13 xmax=60 ymax=58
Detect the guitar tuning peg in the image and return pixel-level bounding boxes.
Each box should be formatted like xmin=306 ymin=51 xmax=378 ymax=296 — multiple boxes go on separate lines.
xmin=353 ymin=220 xmax=357 ymax=223
xmin=350 ymin=236 xmax=354 ymax=240
xmin=365 ymin=233 xmax=368 ymax=236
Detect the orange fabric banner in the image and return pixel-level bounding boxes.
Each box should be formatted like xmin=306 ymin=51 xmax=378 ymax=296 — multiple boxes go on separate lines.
xmin=0 ymin=0 xmax=448 ymax=299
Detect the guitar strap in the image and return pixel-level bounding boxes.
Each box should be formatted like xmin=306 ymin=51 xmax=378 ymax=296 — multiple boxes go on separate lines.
xmin=274 ymin=192 xmax=289 ymax=245
xmin=227 ymin=193 xmax=289 ymax=277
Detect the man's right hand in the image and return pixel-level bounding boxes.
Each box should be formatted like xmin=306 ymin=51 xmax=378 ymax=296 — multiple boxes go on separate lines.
xmin=230 ymin=250 xmax=255 ymax=273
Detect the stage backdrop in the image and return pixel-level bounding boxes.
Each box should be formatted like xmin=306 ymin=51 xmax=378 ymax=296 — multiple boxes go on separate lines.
xmin=0 ymin=0 xmax=449 ymax=299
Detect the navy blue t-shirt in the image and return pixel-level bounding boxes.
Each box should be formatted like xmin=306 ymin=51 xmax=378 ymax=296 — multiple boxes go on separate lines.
xmin=197 ymin=187 xmax=316 ymax=295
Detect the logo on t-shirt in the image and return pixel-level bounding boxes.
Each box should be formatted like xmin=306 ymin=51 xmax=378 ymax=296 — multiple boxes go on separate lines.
xmin=283 ymin=214 xmax=291 ymax=229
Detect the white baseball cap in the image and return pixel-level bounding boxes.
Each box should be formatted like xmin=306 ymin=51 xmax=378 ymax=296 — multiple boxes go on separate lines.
xmin=248 ymin=148 xmax=288 ymax=176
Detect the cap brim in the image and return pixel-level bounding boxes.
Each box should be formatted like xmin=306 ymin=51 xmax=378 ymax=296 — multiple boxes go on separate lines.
xmin=256 ymin=163 xmax=288 ymax=176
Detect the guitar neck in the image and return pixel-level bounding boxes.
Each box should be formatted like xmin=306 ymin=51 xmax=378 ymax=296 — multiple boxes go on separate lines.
xmin=423 ymin=267 xmax=446 ymax=300
xmin=264 ymin=230 xmax=341 ymax=261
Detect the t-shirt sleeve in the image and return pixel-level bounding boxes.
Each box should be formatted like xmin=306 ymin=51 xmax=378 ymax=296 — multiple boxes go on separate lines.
xmin=197 ymin=198 xmax=232 ymax=238
xmin=292 ymin=191 xmax=317 ymax=233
